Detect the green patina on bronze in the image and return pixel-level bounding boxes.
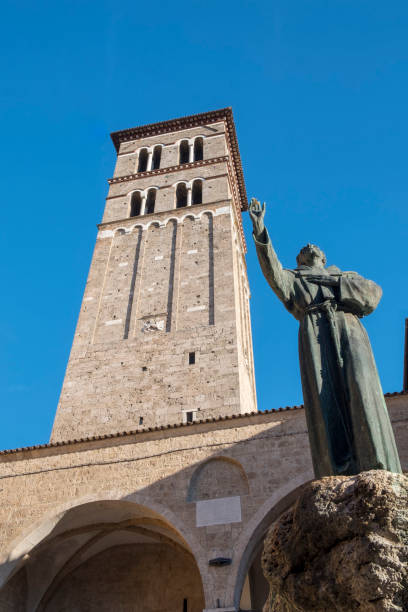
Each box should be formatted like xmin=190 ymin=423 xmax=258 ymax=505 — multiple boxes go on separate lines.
xmin=249 ymin=198 xmax=402 ymax=478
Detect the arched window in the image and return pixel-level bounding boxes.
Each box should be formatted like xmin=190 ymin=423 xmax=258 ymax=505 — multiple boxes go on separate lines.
xmin=138 ymin=148 xmax=148 ymax=172
xmin=179 ymin=140 xmax=189 ymax=165
xmin=176 ymin=183 xmax=188 ymax=208
xmin=145 ymin=189 xmax=156 ymax=214
xmin=152 ymin=145 xmax=162 ymax=170
xmin=192 ymin=180 xmax=203 ymax=205
xmin=130 ymin=192 xmax=142 ymax=217
xmin=194 ymin=137 xmax=203 ymax=162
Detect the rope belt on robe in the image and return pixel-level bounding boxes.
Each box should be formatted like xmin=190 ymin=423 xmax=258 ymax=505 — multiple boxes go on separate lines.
xmin=305 ymin=299 xmax=343 ymax=368
xmin=304 ymin=299 xmax=355 ymax=463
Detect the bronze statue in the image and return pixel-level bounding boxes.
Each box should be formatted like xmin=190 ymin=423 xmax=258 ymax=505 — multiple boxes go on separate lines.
xmin=249 ymin=198 xmax=401 ymax=478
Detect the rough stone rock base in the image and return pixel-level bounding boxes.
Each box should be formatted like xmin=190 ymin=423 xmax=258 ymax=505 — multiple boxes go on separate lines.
xmin=262 ymin=470 xmax=408 ymax=612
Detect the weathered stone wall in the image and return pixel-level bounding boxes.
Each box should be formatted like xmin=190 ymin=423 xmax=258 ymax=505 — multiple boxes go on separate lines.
xmin=1 ymin=399 xmax=407 ymax=611
xmin=52 ymin=202 xmax=256 ymax=442
xmin=51 ymin=115 xmax=255 ymax=442
xmin=103 ymin=161 xmax=230 ymax=222
xmin=113 ymin=121 xmax=227 ymax=179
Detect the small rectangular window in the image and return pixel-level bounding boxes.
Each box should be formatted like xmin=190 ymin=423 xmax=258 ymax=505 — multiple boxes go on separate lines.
xmin=139 ymin=417 xmax=143 ymax=425
xmin=142 ymin=366 xmax=147 ymax=371
xmin=189 ymin=352 xmax=195 ymax=365
xmin=186 ymin=411 xmax=194 ymax=423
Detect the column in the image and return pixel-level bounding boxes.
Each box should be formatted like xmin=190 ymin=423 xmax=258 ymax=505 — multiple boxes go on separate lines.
xmin=140 ymin=193 xmax=147 ymax=215
xmin=147 ymin=149 xmax=153 ymax=171
xmin=188 ymin=141 xmax=194 ymax=163
xmin=187 ymin=185 xmax=192 ymax=206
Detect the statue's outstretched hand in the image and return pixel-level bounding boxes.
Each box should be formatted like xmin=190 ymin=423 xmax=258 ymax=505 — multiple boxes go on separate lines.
xmin=249 ymin=198 xmax=266 ymax=237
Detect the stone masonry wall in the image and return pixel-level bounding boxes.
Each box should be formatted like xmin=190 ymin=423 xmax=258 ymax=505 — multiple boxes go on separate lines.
xmin=51 ymin=117 xmax=254 ymax=442
xmin=51 ymin=202 xmax=256 ymax=442
xmin=0 ymin=399 xmax=407 ymax=610
xmin=113 ymin=121 xmax=227 ymax=178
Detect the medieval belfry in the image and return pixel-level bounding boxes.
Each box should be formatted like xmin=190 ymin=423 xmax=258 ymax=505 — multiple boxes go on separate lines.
xmin=0 ymin=109 xmax=406 ymax=611
xmin=52 ymin=108 xmax=256 ymax=442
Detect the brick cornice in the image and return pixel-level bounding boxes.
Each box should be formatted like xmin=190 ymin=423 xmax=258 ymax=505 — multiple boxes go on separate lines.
xmin=107 ymin=156 xmax=228 ymax=185
xmin=110 ymin=107 xmax=248 ymax=212
xmin=97 ymin=199 xmax=232 ymax=229
xmin=1 ymin=391 xmax=406 ymax=456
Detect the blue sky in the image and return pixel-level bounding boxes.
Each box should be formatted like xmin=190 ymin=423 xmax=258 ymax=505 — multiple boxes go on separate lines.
xmin=1 ymin=0 xmax=407 ymax=449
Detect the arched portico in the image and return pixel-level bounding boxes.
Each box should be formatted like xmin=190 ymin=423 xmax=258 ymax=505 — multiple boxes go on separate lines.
xmin=0 ymin=495 xmax=207 ymax=612
xmin=228 ymin=473 xmax=313 ymax=611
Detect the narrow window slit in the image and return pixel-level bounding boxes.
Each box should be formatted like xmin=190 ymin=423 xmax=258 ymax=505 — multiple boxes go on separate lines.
xmin=152 ymin=145 xmax=162 ymax=170
xmin=179 ymin=140 xmax=189 ymax=164
xmin=194 ymin=137 xmax=203 ymax=161
xmin=176 ymin=183 xmax=188 ymax=208
xmin=138 ymin=148 xmax=148 ymax=172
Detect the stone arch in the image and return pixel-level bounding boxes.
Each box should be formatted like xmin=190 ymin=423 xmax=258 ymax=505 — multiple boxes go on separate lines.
xmin=182 ymin=213 xmax=196 ymax=223
xmin=113 ymin=227 xmax=127 ymax=236
xmin=129 ymin=222 xmax=145 ymax=233
xmin=1 ymin=494 xmax=208 ymax=611
xmin=187 ymin=456 xmax=250 ymax=502
xmin=225 ymin=474 xmax=313 ymax=611
xmin=145 ymin=220 xmax=161 ymax=230
xmin=197 ymin=209 xmax=214 ymax=220
xmin=163 ymin=216 xmax=180 ymax=227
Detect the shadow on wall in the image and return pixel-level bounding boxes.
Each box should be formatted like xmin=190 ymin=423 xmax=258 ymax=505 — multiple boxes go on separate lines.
xmin=3 ymin=404 xmax=400 ymax=611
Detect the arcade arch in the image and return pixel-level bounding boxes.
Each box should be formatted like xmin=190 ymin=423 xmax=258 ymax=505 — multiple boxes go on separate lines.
xmin=1 ymin=499 xmax=205 ymax=612
xmin=232 ymin=480 xmax=312 ymax=612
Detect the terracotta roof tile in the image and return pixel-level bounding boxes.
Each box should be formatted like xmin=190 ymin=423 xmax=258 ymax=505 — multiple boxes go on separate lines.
xmin=0 ymin=391 xmax=406 ymax=456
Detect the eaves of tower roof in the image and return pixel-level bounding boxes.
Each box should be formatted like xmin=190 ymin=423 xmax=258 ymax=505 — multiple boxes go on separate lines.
xmin=110 ymin=107 xmax=248 ymax=212
xmin=0 ymin=391 xmax=406 ymax=456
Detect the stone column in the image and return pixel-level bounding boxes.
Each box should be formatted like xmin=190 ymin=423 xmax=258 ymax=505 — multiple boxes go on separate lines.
xmin=140 ymin=193 xmax=147 ymax=216
xmin=187 ymin=185 xmax=192 ymax=206
xmin=147 ymin=149 xmax=153 ymax=171
xmin=188 ymin=141 xmax=194 ymax=163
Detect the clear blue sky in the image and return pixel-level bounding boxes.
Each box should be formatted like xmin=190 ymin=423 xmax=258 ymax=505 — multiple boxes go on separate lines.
xmin=1 ymin=0 xmax=407 ymax=449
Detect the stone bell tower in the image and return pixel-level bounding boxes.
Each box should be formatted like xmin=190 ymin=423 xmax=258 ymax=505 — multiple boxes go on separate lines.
xmin=51 ymin=108 xmax=256 ymax=442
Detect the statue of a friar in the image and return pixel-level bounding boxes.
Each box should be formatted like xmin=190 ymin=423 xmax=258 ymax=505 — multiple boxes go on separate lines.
xmin=249 ymin=198 xmax=402 ymax=478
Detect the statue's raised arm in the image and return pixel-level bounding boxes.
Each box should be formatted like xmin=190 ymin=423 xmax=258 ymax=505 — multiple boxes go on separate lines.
xmin=248 ymin=198 xmax=295 ymax=309
xmin=248 ymin=196 xmax=401 ymax=479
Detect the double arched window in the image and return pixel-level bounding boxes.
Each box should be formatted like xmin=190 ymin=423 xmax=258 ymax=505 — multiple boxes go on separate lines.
xmin=178 ymin=136 xmax=204 ymax=165
xmin=175 ymin=179 xmax=203 ymax=208
xmin=129 ymin=188 xmax=157 ymax=217
xmin=137 ymin=145 xmax=163 ymax=173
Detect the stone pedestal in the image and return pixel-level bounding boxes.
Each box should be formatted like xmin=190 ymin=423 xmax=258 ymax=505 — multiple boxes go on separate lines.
xmin=262 ymin=470 xmax=408 ymax=611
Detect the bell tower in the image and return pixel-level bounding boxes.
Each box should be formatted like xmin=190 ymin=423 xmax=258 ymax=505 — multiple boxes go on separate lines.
xmin=51 ymin=108 xmax=256 ymax=442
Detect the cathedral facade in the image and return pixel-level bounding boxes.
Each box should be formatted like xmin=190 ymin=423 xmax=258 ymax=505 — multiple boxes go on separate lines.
xmin=0 ymin=109 xmax=407 ymax=611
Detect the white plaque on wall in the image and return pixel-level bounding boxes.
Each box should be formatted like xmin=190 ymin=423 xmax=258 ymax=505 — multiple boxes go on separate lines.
xmin=196 ymin=496 xmax=241 ymax=527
